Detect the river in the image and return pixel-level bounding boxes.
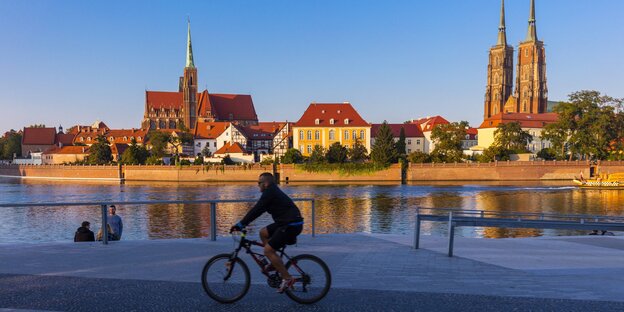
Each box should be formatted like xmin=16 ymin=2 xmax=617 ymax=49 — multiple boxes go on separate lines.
xmin=1 ymin=178 xmax=623 ymax=243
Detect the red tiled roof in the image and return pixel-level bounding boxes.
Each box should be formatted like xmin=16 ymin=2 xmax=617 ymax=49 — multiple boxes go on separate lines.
xmin=194 ymin=122 xmax=230 ymax=139
xmin=145 ymin=91 xmax=184 ymax=110
xmin=56 ymin=133 xmax=75 ymax=146
xmin=104 ymin=129 xmax=148 ymax=145
xmin=371 ymin=124 xmax=423 ymax=138
xmin=42 ymin=146 xmax=89 ymax=155
xmin=209 ymin=94 xmax=258 ymax=121
xmin=22 ymin=127 xmax=57 ymax=145
xmin=73 ymin=129 xmax=108 ymax=144
xmin=410 ymin=116 xmax=450 ymax=132
xmin=239 ymin=122 xmax=287 ymax=139
xmin=214 ymin=142 xmax=246 ymax=154
xmin=465 ymin=127 xmax=478 ymax=140
xmin=295 ymin=103 xmax=369 ymax=127
xmin=479 ymin=113 xmax=558 ymax=129
xmin=110 ymin=143 xmax=129 ymax=156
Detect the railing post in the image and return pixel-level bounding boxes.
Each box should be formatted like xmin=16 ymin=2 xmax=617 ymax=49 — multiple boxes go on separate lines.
xmin=311 ymin=199 xmax=316 ymax=238
xmin=210 ymin=202 xmax=217 ymax=241
xmin=101 ymin=204 xmax=108 ymax=245
xmin=414 ymin=207 xmax=421 ymax=249
xmin=448 ymin=211 xmax=454 ymax=257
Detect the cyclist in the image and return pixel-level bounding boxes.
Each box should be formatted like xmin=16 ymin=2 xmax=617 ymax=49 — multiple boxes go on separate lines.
xmin=230 ymin=172 xmax=304 ymax=293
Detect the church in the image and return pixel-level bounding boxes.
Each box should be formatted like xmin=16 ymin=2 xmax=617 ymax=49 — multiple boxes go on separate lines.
xmin=141 ymin=22 xmax=259 ymax=131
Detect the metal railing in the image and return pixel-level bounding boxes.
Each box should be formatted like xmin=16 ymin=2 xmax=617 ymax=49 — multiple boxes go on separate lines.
xmin=414 ymin=207 xmax=624 ymax=257
xmin=0 ymin=198 xmax=315 ymax=244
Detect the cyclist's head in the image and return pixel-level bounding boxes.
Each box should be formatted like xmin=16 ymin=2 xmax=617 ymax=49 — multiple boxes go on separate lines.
xmin=258 ymin=172 xmax=275 ymax=191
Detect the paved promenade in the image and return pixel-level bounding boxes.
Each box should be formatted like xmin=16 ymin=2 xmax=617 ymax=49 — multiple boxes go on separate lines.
xmin=1 ymin=233 xmax=624 ymax=311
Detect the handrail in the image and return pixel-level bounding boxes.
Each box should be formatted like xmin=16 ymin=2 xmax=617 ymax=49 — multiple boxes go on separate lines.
xmin=415 ymin=207 xmax=624 ymax=222
xmin=0 ymin=198 xmax=316 ymax=244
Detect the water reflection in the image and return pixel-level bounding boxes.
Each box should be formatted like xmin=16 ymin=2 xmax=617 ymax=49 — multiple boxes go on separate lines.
xmin=1 ymin=178 xmax=623 ymax=243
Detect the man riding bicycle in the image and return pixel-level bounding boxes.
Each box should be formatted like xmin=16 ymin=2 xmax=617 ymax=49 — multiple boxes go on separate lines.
xmin=230 ymin=172 xmax=304 ymax=293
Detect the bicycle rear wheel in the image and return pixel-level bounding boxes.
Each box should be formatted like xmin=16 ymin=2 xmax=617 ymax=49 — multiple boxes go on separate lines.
xmin=284 ymin=254 xmax=331 ymax=304
xmin=201 ymin=253 xmax=250 ymax=303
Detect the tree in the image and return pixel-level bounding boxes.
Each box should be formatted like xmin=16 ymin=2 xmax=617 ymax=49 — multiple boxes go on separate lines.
xmin=148 ymin=131 xmax=171 ymax=158
xmin=537 ymin=148 xmax=557 ymax=161
xmin=1 ymin=131 xmax=21 ymax=159
xmin=309 ymin=145 xmax=326 ymax=164
xmin=370 ymin=121 xmax=397 ymax=165
xmin=201 ymin=145 xmax=212 ymax=158
xmin=326 ymin=142 xmax=348 ymax=163
xmin=430 ymin=121 xmax=468 ymax=163
xmin=193 ymin=155 xmax=204 ymax=165
xmin=281 ymin=148 xmax=303 ymax=164
xmin=407 ymin=151 xmax=431 ymax=163
xmin=121 ymin=138 xmax=149 ymax=165
xmin=222 ymin=155 xmax=235 ymax=165
xmin=87 ymin=135 xmax=113 ymax=164
xmin=349 ymin=137 xmax=368 ymax=162
xmin=396 ymin=127 xmax=406 ymax=156
xmin=492 ymin=122 xmax=532 ymax=152
xmin=170 ymin=131 xmax=194 ymax=157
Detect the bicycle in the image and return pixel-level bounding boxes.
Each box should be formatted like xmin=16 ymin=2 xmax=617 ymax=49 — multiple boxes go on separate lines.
xmin=201 ymin=228 xmax=331 ymax=304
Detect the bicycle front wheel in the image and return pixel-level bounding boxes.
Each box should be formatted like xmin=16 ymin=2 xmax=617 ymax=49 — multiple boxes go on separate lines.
xmin=284 ymin=254 xmax=331 ymax=304
xmin=201 ymin=253 xmax=250 ymax=304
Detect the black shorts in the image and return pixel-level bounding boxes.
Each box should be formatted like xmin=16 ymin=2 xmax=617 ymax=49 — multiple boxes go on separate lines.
xmin=266 ymin=223 xmax=303 ymax=250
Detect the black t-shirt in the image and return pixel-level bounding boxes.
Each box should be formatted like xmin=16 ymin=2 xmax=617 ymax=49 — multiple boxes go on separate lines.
xmin=240 ymin=184 xmax=303 ymax=227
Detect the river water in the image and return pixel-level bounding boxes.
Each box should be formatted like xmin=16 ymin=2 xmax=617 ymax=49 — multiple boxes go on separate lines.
xmin=1 ymin=178 xmax=623 ymax=243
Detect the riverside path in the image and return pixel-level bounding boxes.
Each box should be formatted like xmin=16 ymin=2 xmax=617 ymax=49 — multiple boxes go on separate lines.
xmin=1 ymin=233 xmax=624 ymax=311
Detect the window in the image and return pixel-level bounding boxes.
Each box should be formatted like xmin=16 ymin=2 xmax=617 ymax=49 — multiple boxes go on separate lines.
xmin=315 ymin=118 xmax=320 ymax=125
xmin=80 ymin=137 xmax=84 ymax=142
xmin=315 ymin=130 xmax=320 ymax=140
xmin=524 ymin=48 xmax=528 ymax=57
xmin=359 ymin=130 xmax=364 ymax=139
xmin=408 ymin=149 xmax=411 ymax=153
xmin=123 ymin=136 xmax=127 ymax=141
xmin=307 ymin=145 xmax=312 ymax=154
xmin=344 ymin=130 xmax=349 ymax=140
xmin=407 ymin=139 xmax=411 ymax=144
xmin=330 ymin=118 xmax=334 ymax=125
xmin=353 ymin=130 xmax=357 ymax=140
xmin=307 ymin=130 xmax=312 ymax=140
xmin=87 ymin=137 xmax=91 ymax=141
xmin=137 ymin=136 xmax=142 ymax=141
xmin=300 ymin=145 xmax=303 ymax=152
xmin=109 ymin=137 xmax=114 ymax=142
xmin=299 ymin=130 xmax=303 ymax=140
xmin=344 ymin=119 xmax=349 ymax=125
xmin=329 ymin=130 xmax=335 ymax=140
xmin=214 ymin=142 xmax=217 ymax=147
xmin=416 ymin=140 xmax=420 ymax=145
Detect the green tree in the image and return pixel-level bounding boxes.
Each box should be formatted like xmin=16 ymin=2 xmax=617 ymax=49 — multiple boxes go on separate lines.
xmin=309 ymin=145 xmax=326 ymax=164
xmin=370 ymin=121 xmax=397 ymax=165
xmin=148 ymin=131 xmax=171 ymax=158
xmin=281 ymin=148 xmax=303 ymax=164
xmin=396 ymin=127 xmax=406 ymax=156
xmin=170 ymin=131 xmax=194 ymax=157
xmin=492 ymin=122 xmax=532 ymax=152
xmin=349 ymin=137 xmax=368 ymax=162
xmin=1 ymin=131 xmax=22 ymax=159
xmin=222 ymin=155 xmax=235 ymax=165
xmin=407 ymin=151 xmax=431 ymax=163
xmin=121 ymin=138 xmax=149 ymax=165
xmin=201 ymin=145 xmax=212 ymax=158
xmin=430 ymin=121 xmax=468 ymax=163
xmin=193 ymin=155 xmax=204 ymax=165
xmin=537 ymin=148 xmax=557 ymax=161
xmin=326 ymin=142 xmax=348 ymax=163
xmin=87 ymin=135 xmax=113 ymax=164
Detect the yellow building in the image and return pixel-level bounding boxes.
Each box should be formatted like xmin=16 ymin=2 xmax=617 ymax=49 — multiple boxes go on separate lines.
xmin=475 ymin=112 xmax=558 ymax=153
xmin=293 ymin=103 xmax=371 ymax=156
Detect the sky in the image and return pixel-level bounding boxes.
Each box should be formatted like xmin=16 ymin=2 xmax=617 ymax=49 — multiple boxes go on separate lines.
xmin=1 ymin=0 xmax=623 ymax=132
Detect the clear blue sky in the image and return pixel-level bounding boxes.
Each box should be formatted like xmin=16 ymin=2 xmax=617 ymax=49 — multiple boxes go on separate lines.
xmin=1 ymin=0 xmax=622 ymax=132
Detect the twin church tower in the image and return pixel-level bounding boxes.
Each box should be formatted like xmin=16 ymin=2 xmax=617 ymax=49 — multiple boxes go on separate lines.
xmin=484 ymin=0 xmax=548 ymax=119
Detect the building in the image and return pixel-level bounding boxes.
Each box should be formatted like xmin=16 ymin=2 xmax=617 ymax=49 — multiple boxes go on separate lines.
xmin=409 ymin=116 xmax=450 ymax=154
xmin=462 ymin=128 xmax=479 ymax=151
xmin=142 ymin=21 xmax=258 ymax=130
xmin=484 ymin=0 xmax=548 ymax=117
xmin=239 ymin=122 xmax=291 ymax=161
xmin=22 ymin=127 xmax=74 ymax=156
xmin=477 ymin=112 xmax=558 ymax=153
xmin=42 ymin=146 xmax=89 ymax=165
xmin=211 ymin=142 xmax=254 ymax=163
xmin=371 ymin=123 xmax=425 ymax=154
xmin=193 ymin=121 xmax=231 ymax=156
xmin=293 ymin=103 xmax=371 ymax=156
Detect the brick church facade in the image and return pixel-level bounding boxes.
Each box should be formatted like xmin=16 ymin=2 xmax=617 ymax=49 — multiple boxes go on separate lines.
xmin=142 ymin=21 xmax=258 ymax=131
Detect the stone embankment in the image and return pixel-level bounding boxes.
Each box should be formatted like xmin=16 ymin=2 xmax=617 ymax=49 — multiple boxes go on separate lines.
xmin=1 ymin=160 xmax=623 ymax=182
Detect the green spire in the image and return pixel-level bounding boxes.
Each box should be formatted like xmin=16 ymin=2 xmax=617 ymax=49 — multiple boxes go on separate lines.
xmin=496 ymin=0 xmax=507 ymax=46
xmin=525 ymin=0 xmax=538 ymax=42
xmin=186 ymin=18 xmax=195 ymax=68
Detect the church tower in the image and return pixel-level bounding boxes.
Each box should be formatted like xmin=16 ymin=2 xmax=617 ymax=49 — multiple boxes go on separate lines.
xmin=484 ymin=0 xmax=514 ymax=119
xmin=512 ymin=0 xmax=548 ymax=114
xmin=181 ymin=19 xmax=198 ymax=129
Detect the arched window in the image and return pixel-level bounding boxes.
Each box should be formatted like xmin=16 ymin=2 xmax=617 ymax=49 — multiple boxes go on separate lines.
xmin=359 ymin=130 xmax=364 ymax=139
xmin=329 ymin=130 xmax=335 ymax=140
xmin=330 ymin=118 xmax=335 ymax=125
xmin=344 ymin=119 xmax=349 ymax=125
xmin=299 ymin=130 xmax=304 ymax=140
xmin=169 ymin=120 xmax=176 ymax=129
xmin=352 ymin=130 xmax=357 ymax=140
xmin=344 ymin=130 xmax=349 ymax=140
xmin=150 ymin=120 xmax=156 ymax=130
xmin=159 ymin=120 xmax=166 ymax=129
xmin=314 ymin=130 xmax=320 ymax=140
xmin=315 ymin=118 xmax=320 ymax=125
xmin=307 ymin=130 xmax=312 ymax=140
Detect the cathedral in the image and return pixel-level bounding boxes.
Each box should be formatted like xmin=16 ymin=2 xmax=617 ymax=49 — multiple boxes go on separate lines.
xmin=142 ymin=21 xmax=259 ymax=131
xmin=484 ymin=0 xmax=548 ymax=119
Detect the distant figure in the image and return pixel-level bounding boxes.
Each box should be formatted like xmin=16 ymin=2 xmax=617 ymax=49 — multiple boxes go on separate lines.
xmin=96 ymin=224 xmax=119 ymax=241
xmin=579 ymin=171 xmax=586 ymax=182
xmin=107 ymin=205 xmax=123 ymax=240
xmin=74 ymin=221 xmax=95 ymax=242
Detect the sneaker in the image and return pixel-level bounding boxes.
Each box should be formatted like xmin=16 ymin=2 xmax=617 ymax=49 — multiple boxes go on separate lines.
xmin=277 ymin=278 xmax=296 ymax=293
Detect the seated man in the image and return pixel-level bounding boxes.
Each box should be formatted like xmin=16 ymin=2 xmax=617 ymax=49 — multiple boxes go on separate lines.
xmin=74 ymin=221 xmax=95 ymax=242
xmin=231 ymin=172 xmax=304 ymax=293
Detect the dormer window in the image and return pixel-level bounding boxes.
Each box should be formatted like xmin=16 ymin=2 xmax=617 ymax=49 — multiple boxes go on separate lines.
xmin=138 ymin=136 xmax=142 ymax=141
xmin=344 ymin=119 xmax=349 ymax=125
xmin=315 ymin=118 xmax=320 ymax=125
xmin=330 ymin=118 xmax=335 ymax=125
xmin=80 ymin=137 xmax=84 ymax=142
xmin=87 ymin=137 xmax=91 ymax=141
xmin=109 ymin=137 xmax=114 ymax=142
xmin=123 ymin=136 xmax=128 ymax=141
xmin=337 ymin=110 xmax=341 ymax=114
xmin=321 ymin=110 xmax=325 ymax=114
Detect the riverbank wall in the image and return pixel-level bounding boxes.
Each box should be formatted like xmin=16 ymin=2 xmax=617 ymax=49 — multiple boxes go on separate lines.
xmin=2 ymin=161 xmax=623 ymax=182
